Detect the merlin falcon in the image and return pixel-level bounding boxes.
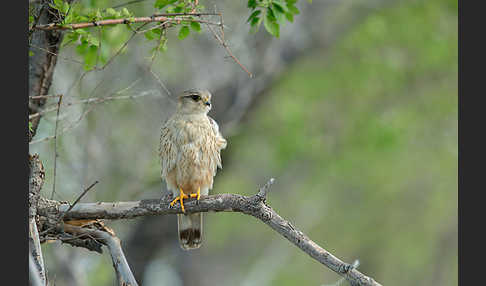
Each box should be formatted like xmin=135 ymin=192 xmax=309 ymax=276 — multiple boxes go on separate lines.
xmin=159 ymin=89 xmax=227 ymax=250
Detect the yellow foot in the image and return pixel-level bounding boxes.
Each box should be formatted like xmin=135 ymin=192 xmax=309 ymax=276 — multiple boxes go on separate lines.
xmin=190 ymin=187 xmax=201 ymax=201
xmin=170 ymin=188 xmax=189 ymax=212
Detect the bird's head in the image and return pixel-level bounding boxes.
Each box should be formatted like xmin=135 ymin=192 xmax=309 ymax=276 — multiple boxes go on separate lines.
xmin=177 ymin=89 xmax=212 ymax=114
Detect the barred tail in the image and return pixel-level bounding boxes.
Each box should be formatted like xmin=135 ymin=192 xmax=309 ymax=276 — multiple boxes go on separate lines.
xmin=177 ymin=213 xmax=202 ymax=250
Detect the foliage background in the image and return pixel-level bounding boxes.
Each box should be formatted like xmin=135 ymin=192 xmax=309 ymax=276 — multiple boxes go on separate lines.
xmin=30 ymin=0 xmax=457 ymax=285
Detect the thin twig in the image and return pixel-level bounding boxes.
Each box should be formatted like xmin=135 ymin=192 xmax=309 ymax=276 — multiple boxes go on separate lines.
xmin=322 ymin=260 xmax=360 ymax=286
xmin=29 ymin=79 xmax=145 ymax=120
xmin=29 ymin=44 xmax=85 ymax=65
xmin=256 ymin=177 xmax=275 ymax=200
xmin=95 ymin=26 xmax=102 ymax=68
xmin=64 ymin=180 xmax=99 ymax=215
xmin=33 ymin=15 xmax=223 ymax=31
xmin=206 ymin=23 xmax=253 ymax=78
xmin=152 ymin=12 xmax=220 ymax=17
xmin=50 ymin=94 xmax=63 ymax=200
xmin=39 ymin=180 xmax=99 ymax=237
xmin=29 ymin=90 xmax=155 ymax=145
xmin=53 ymin=21 xmax=148 ymax=107
xmin=147 ymin=28 xmax=173 ymax=100
xmin=149 ymin=69 xmax=172 ymax=100
xmin=28 ymin=4 xmax=45 ymax=41
xmin=29 ymin=94 xmax=63 ymax=100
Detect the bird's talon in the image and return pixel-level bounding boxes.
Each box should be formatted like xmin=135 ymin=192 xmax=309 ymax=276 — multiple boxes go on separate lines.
xmin=169 ymin=188 xmax=188 ymax=213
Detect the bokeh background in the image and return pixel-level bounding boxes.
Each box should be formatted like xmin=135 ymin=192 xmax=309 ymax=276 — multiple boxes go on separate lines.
xmin=30 ymin=0 xmax=458 ymax=285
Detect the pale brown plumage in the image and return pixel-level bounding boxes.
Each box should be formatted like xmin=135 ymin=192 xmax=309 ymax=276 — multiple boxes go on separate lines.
xmin=159 ymin=89 xmax=226 ymax=250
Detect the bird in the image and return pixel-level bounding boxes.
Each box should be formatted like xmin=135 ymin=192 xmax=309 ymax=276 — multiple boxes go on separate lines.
xmin=159 ymin=89 xmax=227 ymax=250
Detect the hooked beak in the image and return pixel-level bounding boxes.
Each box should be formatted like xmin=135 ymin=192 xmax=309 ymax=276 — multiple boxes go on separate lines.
xmin=204 ymin=100 xmax=211 ymax=107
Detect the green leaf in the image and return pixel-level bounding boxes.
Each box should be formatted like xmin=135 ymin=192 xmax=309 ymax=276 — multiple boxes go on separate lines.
xmin=144 ymin=30 xmax=156 ymax=40
xmin=121 ymin=8 xmax=131 ymax=17
xmin=248 ymin=0 xmax=257 ymax=9
xmin=266 ymin=7 xmax=277 ymax=22
xmin=62 ymin=2 xmax=70 ymax=14
xmin=154 ymin=0 xmax=170 ymax=9
xmin=76 ymin=29 xmax=88 ymax=35
xmin=273 ymin=1 xmax=288 ymax=13
xmin=190 ymin=21 xmax=201 ymax=32
xmin=83 ymin=45 xmax=98 ymax=70
xmin=247 ymin=10 xmax=261 ymax=23
xmin=53 ymin=0 xmax=63 ymax=9
xmin=174 ymin=4 xmax=185 ymax=13
xmin=250 ymin=15 xmax=262 ymax=27
xmin=287 ymin=4 xmax=300 ymax=15
xmin=166 ymin=6 xmax=175 ymax=13
xmin=178 ymin=26 xmax=190 ymax=40
xmin=76 ymin=41 xmax=89 ymax=55
xmin=61 ymin=31 xmax=80 ymax=47
xmin=264 ymin=9 xmax=280 ymax=37
xmin=29 ymin=51 xmax=34 ymax=57
xmin=29 ymin=122 xmax=33 ymax=132
xmin=272 ymin=3 xmax=286 ymax=24
xmin=285 ymin=0 xmax=298 ymax=5
xmin=285 ymin=12 xmax=294 ymax=22
xmin=87 ymin=35 xmax=99 ymax=47
xmin=106 ymin=8 xmax=117 ymax=16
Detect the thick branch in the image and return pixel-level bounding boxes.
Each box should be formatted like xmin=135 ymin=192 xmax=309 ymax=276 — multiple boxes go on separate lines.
xmin=29 ymin=154 xmax=46 ymax=285
xmin=39 ymin=191 xmax=381 ymax=286
xmin=63 ymin=225 xmax=138 ymax=286
xmin=29 ymin=3 xmax=66 ymax=141
xmin=29 ymin=252 xmax=45 ymax=286
xmin=29 ymin=220 xmax=46 ymax=285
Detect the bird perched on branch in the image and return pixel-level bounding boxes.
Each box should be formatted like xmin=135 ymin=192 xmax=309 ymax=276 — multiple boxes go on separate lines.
xmin=159 ymin=89 xmax=227 ymax=250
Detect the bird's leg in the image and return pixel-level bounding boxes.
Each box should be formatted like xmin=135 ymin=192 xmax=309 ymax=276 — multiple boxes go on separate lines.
xmin=190 ymin=187 xmax=201 ymax=203
xmin=170 ymin=188 xmax=189 ymax=213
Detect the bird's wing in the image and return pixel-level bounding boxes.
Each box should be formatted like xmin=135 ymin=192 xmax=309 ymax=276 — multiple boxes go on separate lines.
xmin=207 ymin=116 xmax=227 ymax=170
xmin=208 ymin=116 xmax=227 ymax=150
xmin=159 ymin=119 xmax=178 ymax=179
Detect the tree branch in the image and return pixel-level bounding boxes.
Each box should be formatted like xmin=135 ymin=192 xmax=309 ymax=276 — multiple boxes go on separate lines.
xmin=29 ymin=2 xmax=68 ymax=141
xmin=38 ymin=180 xmax=382 ymax=286
xmin=29 ymin=154 xmax=46 ymax=285
xmin=29 ymin=252 xmax=45 ymax=286
xmin=63 ymin=225 xmax=138 ymax=286
xmin=29 ymin=220 xmax=47 ymax=285
xmin=33 ymin=15 xmax=222 ymax=31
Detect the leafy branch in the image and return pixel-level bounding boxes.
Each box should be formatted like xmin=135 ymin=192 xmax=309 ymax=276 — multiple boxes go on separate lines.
xmin=247 ymin=0 xmax=301 ymax=37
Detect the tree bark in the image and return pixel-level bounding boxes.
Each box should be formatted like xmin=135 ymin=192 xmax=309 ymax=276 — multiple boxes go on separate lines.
xmin=29 ymin=2 xmax=66 ymax=141
xmin=29 ymin=154 xmax=46 ymax=285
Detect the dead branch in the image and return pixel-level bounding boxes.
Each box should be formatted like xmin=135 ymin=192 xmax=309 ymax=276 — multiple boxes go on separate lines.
xmin=206 ymin=21 xmax=253 ymax=78
xmin=29 ymin=90 xmax=156 ymax=145
xmin=28 ymin=79 xmax=149 ymax=121
xmin=50 ymin=95 xmax=63 ymax=200
xmin=38 ymin=179 xmax=382 ymax=286
xmin=63 ymin=225 xmax=138 ymax=286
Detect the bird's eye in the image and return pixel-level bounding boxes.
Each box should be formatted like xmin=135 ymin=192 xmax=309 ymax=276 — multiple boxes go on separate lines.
xmin=190 ymin=95 xmax=201 ymax=101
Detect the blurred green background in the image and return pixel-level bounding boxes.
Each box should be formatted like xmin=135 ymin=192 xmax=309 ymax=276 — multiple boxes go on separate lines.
xmin=32 ymin=0 xmax=457 ymax=285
